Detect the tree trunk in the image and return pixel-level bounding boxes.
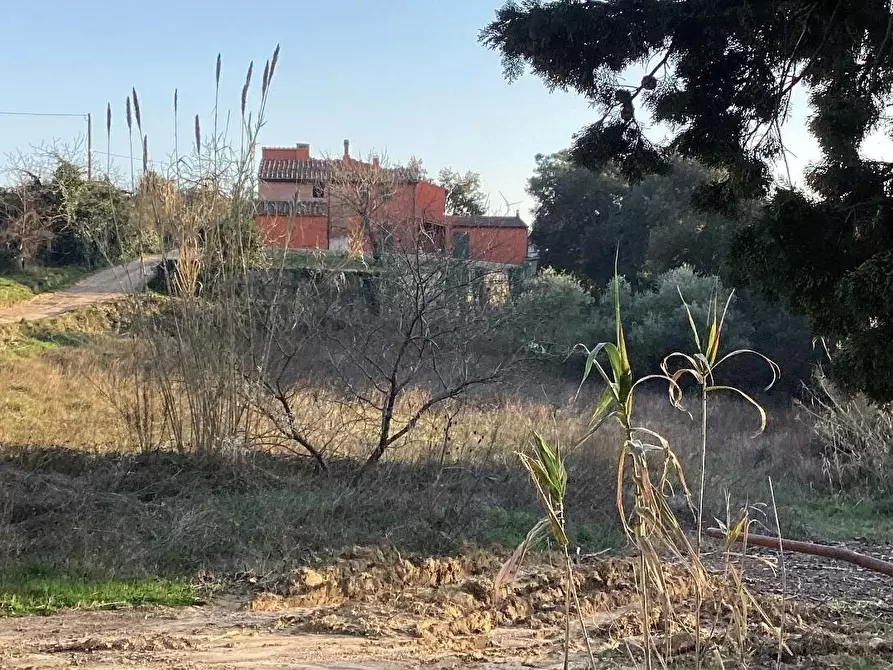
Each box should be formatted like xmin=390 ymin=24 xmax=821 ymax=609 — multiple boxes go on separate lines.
xmin=706 ymin=527 xmax=893 ymax=578
xmin=352 ymin=385 xmax=398 ymax=485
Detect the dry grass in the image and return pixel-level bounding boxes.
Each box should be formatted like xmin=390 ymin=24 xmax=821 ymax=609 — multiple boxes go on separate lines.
xmin=0 ymin=300 xmax=169 ymax=450
xmin=0 ymin=346 xmax=129 ymax=449
xmin=0 ymin=326 xmax=820 ymax=573
xmin=0 ymin=335 xmax=811 ymax=485
xmin=798 ymin=368 xmax=893 ymax=495
xmin=0 ymin=294 xmax=876 ymax=670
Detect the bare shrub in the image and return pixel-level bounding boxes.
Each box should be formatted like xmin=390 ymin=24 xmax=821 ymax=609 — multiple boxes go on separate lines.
xmin=239 ymin=245 xmax=527 ymax=479
xmin=799 ymin=367 xmax=893 ymax=494
xmin=107 ymin=48 xmax=279 ymax=457
xmin=323 ymin=249 xmax=523 ymax=481
xmin=93 ymin=336 xmax=165 ymax=453
xmin=0 ymin=178 xmax=57 ymax=268
xmin=241 ymin=274 xmax=351 ymax=471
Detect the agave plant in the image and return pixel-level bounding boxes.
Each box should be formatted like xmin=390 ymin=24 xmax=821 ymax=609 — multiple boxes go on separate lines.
xmin=658 ymin=284 xmax=780 ymax=668
xmin=577 ymin=263 xmax=706 ymax=669
xmin=494 ymin=432 xmax=595 ymax=670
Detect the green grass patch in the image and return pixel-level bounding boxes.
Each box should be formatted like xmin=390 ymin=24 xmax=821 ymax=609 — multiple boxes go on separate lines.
xmin=470 ymin=507 xmax=622 ymax=554
xmin=0 ymin=322 xmax=95 ymax=358
xmin=0 ymin=277 xmax=35 ymax=307
xmin=840 ymin=660 xmax=893 ymax=670
xmin=0 ymin=566 xmax=196 ymax=616
xmin=0 ymin=300 xmax=130 ymax=357
xmin=472 ymin=507 xmax=541 ymax=549
xmin=11 ymin=265 xmax=92 ymax=293
xmin=781 ymin=495 xmax=893 ymax=542
xmin=1 ymin=335 xmax=60 ymax=357
xmin=0 ymin=266 xmax=92 ymax=307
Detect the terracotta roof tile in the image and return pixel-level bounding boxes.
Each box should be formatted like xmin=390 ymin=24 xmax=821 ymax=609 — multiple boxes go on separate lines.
xmin=255 ymin=199 xmax=327 ymax=217
xmin=258 ymin=159 xmax=332 ymax=182
xmin=259 ymin=158 xmax=421 ymax=183
xmin=446 ymin=215 xmax=528 ymax=229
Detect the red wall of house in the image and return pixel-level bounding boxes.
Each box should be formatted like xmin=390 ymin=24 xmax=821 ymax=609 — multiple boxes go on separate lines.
xmin=450 ymin=226 xmax=528 ymax=265
xmin=381 ymin=183 xmax=419 ymax=221
xmin=414 ymin=182 xmax=446 ymax=221
xmin=364 ymin=181 xmax=447 ymax=253
xmin=324 ymin=184 xmax=417 ymax=253
xmin=385 ymin=184 xmax=423 ymax=252
xmin=257 ymin=215 xmax=328 ymax=249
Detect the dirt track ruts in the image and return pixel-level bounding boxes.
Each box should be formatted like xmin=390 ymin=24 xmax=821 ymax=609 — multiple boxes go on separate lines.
xmin=0 ymin=256 xmax=164 ymax=326
xmin=0 ymin=602 xmax=539 ymax=670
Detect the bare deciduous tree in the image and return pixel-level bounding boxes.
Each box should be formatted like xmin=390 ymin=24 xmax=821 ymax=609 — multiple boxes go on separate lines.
xmin=239 ymin=239 xmax=524 ymax=482
xmin=325 ymin=150 xmax=423 ymax=261
xmin=241 ymin=272 xmax=342 ymax=472
xmin=327 ymin=248 xmax=521 ymax=482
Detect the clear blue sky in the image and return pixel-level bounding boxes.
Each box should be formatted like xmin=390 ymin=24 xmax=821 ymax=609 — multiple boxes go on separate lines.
xmin=2 ymin=1 xmax=888 ymax=217
xmin=0 ymin=0 xmax=600 ymax=217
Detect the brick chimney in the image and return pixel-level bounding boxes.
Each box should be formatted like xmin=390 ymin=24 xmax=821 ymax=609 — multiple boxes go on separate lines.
xmin=372 ymin=155 xmax=380 ymax=168
xmin=262 ymin=145 xmax=310 ymax=161
xmin=343 ymin=139 xmax=350 ymax=160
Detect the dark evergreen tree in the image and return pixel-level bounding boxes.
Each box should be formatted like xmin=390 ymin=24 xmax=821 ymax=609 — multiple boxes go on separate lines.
xmin=482 ymin=1 xmax=893 ymax=401
xmin=438 ymin=168 xmax=488 ymax=216
xmin=528 ymin=152 xmax=742 ymax=287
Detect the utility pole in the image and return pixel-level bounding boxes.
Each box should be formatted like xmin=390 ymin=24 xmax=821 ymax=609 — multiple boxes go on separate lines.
xmin=0 ymin=110 xmax=94 ymax=177
xmin=86 ymin=113 xmax=92 ymax=180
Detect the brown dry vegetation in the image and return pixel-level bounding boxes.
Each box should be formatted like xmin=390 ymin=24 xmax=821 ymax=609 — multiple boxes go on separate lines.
xmin=0 ymin=313 xmax=840 ymax=577
xmin=2 ymin=306 xmax=890 ymax=669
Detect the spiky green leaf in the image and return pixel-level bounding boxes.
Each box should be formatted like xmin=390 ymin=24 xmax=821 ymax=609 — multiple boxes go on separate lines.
xmin=592 ymin=385 xmax=616 ymax=423
xmin=677 ymin=287 xmax=702 ymax=353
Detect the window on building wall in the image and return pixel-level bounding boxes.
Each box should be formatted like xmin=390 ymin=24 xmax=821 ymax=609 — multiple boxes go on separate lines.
xmin=312 ymin=183 xmax=325 ymax=199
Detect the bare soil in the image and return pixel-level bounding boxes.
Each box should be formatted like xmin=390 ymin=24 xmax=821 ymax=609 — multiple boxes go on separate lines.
xmin=1 ymin=544 xmax=891 ymax=669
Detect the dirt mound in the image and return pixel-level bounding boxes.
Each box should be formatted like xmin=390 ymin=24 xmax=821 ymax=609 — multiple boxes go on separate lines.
xmin=2 ymin=546 xmax=892 ymax=669
xmin=249 ymin=551 xmax=696 ymax=652
xmin=244 ymin=547 xmax=893 ymax=667
xmin=253 ymin=547 xmax=490 ymax=609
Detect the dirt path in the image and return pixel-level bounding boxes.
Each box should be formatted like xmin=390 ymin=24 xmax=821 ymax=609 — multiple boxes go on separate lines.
xmin=0 ymin=255 xmax=164 ymax=326
xmin=0 ymin=605 xmax=424 ymax=669
xmin=0 ymin=603 xmax=549 ymax=670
